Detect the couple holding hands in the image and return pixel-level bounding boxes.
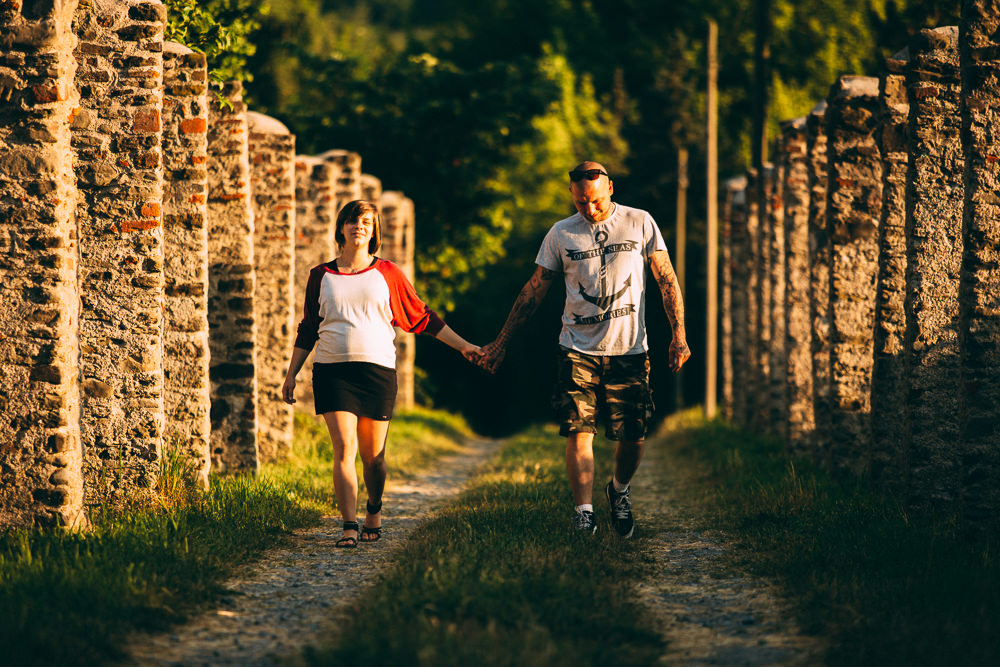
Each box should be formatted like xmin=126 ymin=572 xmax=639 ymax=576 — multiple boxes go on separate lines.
xmin=282 ymin=161 xmax=690 ymax=548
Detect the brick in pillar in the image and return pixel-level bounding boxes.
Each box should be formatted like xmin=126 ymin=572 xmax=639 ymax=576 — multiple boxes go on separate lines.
xmin=162 ymin=41 xmax=210 ymax=487
xmin=960 ymin=0 xmax=1000 ymax=527
xmin=903 ymin=27 xmax=964 ymax=513
xmin=825 ymin=76 xmax=882 ymax=476
xmin=780 ymin=117 xmax=815 ymax=453
xmin=721 ymin=176 xmax=747 ymax=422
xmin=247 ymin=112 xmax=296 ymax=463
xmin=807 ymin=100 xmax=832 ymax=461
xmin=743 ymin=168 xmax=762 ymax=429
xmin=381 ymin=191 xmax=417 ymax=409
xmin=871 ymin=48 xmax=910 ymax=493
xmin=292 ymin=156 xmax=337 ymax=408
xmin=752 ymin=165 xmax=775 ymax=432
xmin=0 ymin=0 xmax=83 ymax=527
xmin=207 ymin=82 xmax=258 ymax=474
xmin=767 ymin=159 xmax=787 ymax=440
xmin=73 ymin=0 xmax=166 ymax=503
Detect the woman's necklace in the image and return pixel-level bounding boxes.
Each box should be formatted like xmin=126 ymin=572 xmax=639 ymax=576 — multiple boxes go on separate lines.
xmin=336 ymin=256 xmax=374 ymax=274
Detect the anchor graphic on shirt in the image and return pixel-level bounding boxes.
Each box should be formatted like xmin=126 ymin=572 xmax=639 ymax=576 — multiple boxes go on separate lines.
xmin=577 ymin=229 xmax=631 ymax=311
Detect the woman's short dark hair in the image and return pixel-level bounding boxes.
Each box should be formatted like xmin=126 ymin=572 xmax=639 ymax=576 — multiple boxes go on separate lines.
xmin=335 ymin=200 xmax=381 ymax=254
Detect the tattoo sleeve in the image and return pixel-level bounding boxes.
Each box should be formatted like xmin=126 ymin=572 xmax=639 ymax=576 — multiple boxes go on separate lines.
xmin=495 ymin=266 xmax=557 ymax=347
xmin=650 ymin=251 xmax=687 ymax=342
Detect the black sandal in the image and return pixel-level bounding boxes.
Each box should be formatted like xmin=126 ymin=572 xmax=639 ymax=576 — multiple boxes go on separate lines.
xmin=361 ymin=499 xmax=382 ymax=542
xmin=336 ymin=520 xmax=360 ymax=548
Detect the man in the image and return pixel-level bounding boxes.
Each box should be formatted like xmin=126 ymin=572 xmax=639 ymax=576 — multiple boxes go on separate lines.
xmin=479 ymin=161 xmax=690 ymax=536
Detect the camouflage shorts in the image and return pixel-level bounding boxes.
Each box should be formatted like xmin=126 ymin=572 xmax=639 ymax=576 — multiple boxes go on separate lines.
xmin=552 ymin=348 xmax=654 ymax=442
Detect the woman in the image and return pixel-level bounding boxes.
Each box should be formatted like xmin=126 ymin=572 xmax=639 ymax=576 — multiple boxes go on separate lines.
xmin=282 ymin=200 xmax=481 ymax=548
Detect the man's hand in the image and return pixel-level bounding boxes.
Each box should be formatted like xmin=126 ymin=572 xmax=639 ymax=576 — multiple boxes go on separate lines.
xmin=669 ymin=337 xmax=691 ymax=372
xmin=460 ymin=343 xmax=484 ymax=365
xmin=477 ymin=340 xmax=507 ymax=374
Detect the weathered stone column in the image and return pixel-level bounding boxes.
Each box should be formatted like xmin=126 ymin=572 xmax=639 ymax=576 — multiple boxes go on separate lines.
xmin=248 ymin=112 xmax=295 ymax=463
xmin=361 ymin=173 xmax=382 ymax=209
xmin=751 ymin=165 xmax=775 ymax=432
xmin=207 ymin=82 xmax=258 ymax=474
xmin=161 ymin=41 xmax=210 ymax=487
xmin=744 ymin=168 xmax=762 ymax=429
xmin=780 ymin=117 xmax=814 ymax=453
xmin=807 ymin=101 xmax=832 ymax=461
xmin=768 ymin=158 xmax=788 ymax=440
xmin=870 ymin=48 xmax=910 ymax=494
xmin=903 ymin=27 xmax=964 ymax=513
xmin=960 ymin=0 xmax=1000 ymax=527
xmin=381 ymin=191 xmax=416 ymax=409
xmin=721 ymin=176 xmax=747 ymax=421
xmin=320 ymin=149 xmax=363 ymax=214
xmin=291 ymin=156 xmax=337 ymax=408
xmin=73 ymin=0 xmax=166 ymax=503
xmin=825 ymin=76 xmax=882 ymax=476
xmin=0 ymin=0 xmax=83 ymax=527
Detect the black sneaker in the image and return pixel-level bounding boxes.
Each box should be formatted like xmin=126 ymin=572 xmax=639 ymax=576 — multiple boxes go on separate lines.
xmin=606 ymin=481 xmax=635 ymax=538
xmin=573 ymin=509 xmax=597 ymax=534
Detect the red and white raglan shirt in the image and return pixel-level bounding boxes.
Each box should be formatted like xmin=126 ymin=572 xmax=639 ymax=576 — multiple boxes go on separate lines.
xmin=293 ymin=259 xmax=445 ymax=369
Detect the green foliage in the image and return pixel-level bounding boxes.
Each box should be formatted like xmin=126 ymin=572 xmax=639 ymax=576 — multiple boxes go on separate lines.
xmin=663 ymin=409 xmax=1000 ymax=667
xmin=306 ymin=426 xmax=664 ymax=666
xmin=164 ymin=0 xmax=266 ymax=83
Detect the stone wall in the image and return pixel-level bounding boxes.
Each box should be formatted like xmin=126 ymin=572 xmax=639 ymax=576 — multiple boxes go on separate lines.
xmin=0 ymin=0 xmax=84 ymax=527
xmin=720 ymin=176 xmax=747 ymax=422
xmin=960 ymin=0 xmax=1000 ymax=528
xmin=870 ymin=48 xmax=910 ymax=493
xmin=161 ymin=41 xmax=209 ymax=487
xmin=779 ymin=118 xmax=814 ymax=453
xmin=381 ymin=190 xmax=417 ymax=409
xmin=742 ymin=168 xmax=761 ymax=429
xmin=206 ymin=82 xmax=258 ymax=474
xmin=752 ymin=165 xmax=773 ymax=432
xmin=903 ymin=28 xmax=964 ymax=513
xmin=721 ymin=14 xmax=1000 ymax=526
xmin=73 ymin=0 xmax=166 ymax=502
xmin=767 ymin=160 xmax=787 ymax=441
xmin=248 ymin=112 xmax=295 ymax=463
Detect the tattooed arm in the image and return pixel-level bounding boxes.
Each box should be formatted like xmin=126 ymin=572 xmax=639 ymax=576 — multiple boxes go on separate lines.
xmin=479 ymin=265 xmax=558 ymax=373
xmin=649 ymin=249 xmax=691 ymax=372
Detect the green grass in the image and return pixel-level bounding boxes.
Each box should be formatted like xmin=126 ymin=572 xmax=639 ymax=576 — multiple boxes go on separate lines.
xmin=0 ymin=407 xmax=473 ymax=667
xmin=305 ymin=425 xmax=664 ymax=667
xmin=660 ymin=408 xmax=1000 ymax=667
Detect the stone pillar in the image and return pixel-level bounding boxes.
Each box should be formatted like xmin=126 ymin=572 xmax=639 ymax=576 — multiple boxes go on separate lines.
xmin=780 ymin=117 xmax=814 ymax=453
xmin=0 ymin=0 xmax=83 ymax=527
xmin=767 ymin=159 xmax=787 ymax=440
xmin=960 ymin=0 xmax=1000 ymax=527
xmin=381 ymin=191 xmax=416 ymax=409
xmin=320 ymin=149 xmax=363 ymax=215
xmin=903 ymin=27 xmax=964 ymax=513
xmin=361 ymin=173 xmax=382 ymax=210
xmin=73 ymin=0 xmax=166 ymax=503
xmin=870 ymin=48 xmax=910 ymax=494
xmin=825 ymin=76 xmax=882 ymax=476
xmin=161 ymin=41 xmax=210 ymax=487
xmin=721 ymin=176 xmax=747 ymax=421
xmin=743 ymin=168 xmax=762 ymax=429
xmin=247 ymin=112 xmax=295 ymax=463
xmin=752 ymin=165 xmax=775 ymax=432
xmin=291 ymin=156 xmax=337 ymax=408
xmin=207 ymin=82 xmax=258 ymax=474
xmin=807 ymin=101 xmax=832 ymax=461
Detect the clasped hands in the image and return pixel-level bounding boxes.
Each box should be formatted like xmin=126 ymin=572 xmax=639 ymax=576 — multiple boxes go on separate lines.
xmin=460 ymin=340 xmax=505 ymax=374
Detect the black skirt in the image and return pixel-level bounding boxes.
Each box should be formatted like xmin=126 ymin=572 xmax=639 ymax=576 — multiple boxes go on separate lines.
xmin=312 ymin=362 xmax=398 ymax=421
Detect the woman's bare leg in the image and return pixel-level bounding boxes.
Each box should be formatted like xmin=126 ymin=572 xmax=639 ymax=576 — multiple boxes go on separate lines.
xmin=358 ymin=417 xmax=390 ymax=540
xmin=324 ymin=411 xmax=360 ymax=541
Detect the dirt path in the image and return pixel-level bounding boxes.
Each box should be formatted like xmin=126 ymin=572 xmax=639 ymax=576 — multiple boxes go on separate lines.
xmin=630 ymin=433 xmax=826 ymax=666
xmin=122 ymin=438 xmax=501 ymax=666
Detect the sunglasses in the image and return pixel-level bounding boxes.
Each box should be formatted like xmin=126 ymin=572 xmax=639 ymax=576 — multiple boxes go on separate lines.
xmin=568 ymin=169 xmax=608 ymax=182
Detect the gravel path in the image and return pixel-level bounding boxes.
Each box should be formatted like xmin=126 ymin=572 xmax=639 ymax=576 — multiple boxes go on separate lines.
xmin=122 ymin=438 xmax=501 ymax=666
xmin=631 ymin=433 xmax=826 ymax=666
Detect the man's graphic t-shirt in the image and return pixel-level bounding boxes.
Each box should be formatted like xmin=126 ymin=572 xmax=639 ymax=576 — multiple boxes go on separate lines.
xmin=535 ymin=204 xmax=667 ymax=355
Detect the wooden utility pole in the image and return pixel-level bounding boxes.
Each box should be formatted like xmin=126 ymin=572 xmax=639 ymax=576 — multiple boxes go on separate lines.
xmin=675 ymin=146 xmax=688 ymax=411
xmin=705 ymin=19 xmax=719 ymax=419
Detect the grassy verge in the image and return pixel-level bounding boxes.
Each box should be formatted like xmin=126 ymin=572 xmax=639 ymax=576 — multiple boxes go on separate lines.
xmin=660 ymin=408 xmax=1000 ymax=667
xmin=0 ymin=407 xmax=472 ymax=667
xmin=305 ymin=425 xmax=664 ymax=667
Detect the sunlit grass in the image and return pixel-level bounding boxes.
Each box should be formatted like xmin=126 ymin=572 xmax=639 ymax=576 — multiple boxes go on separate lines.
xmin=661 ymin=407 xmax=1000 ymax=667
